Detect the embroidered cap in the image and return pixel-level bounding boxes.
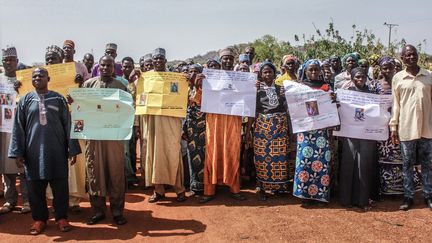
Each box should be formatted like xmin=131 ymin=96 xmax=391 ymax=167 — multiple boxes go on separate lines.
xmin=2 ymin=46 xmax=17 ymax=58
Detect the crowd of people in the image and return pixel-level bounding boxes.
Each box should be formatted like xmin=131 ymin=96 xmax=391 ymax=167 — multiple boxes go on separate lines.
xmin=0 ymin=40 xmax=431 ymax=236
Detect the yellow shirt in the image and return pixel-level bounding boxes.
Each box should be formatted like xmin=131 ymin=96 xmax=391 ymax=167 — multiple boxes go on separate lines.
xmin=275 ymin=72 xmax=297 ymax=86
xmin=389 ymin=68 xmax=432 ymax=141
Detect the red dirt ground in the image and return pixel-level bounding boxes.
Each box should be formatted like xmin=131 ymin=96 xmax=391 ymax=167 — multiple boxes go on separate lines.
xmin=0 ymin=184 xmax=431 ymax=243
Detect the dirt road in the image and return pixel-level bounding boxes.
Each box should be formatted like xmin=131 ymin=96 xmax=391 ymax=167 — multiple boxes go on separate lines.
xmin=0 ymin=186 xmax=431 ymax=242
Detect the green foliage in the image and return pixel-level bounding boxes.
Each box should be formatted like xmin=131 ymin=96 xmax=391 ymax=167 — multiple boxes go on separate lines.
xmin=247 ymin=22 xmax=430 ymax=69
xmin=180 ymin=21 xmax=430 ymax=69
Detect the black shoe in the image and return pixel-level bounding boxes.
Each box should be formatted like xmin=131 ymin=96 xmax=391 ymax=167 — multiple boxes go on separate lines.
xmin=425 ymin=197 xmax=432 ymax=210
xmin=399 ymin=197 xmax=413 ymax=211
xmin=113 ymin=215 xmax=127 ymax=225
xmin=148 ymin=193 xmax=165 ymax=203
xmin=87 ymin=214 xmax=106 ymax=225
xmin=176 ymin=192 xmax=187 ymax=202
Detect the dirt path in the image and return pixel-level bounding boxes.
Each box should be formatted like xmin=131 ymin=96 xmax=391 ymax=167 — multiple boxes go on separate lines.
xmin=0 ymin=186 xmax=431 ymax=242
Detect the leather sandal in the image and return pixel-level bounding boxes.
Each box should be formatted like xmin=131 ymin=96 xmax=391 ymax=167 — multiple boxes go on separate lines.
xmin=56 ymin=219 xmax=72 ymax=232
xmin=87 ymin=214 xmax=106 ymax=225
xmin=30 ymin=221 xmax=46 ymax=235
xmin=176 ymin=192 xmax=187 ymax=202
xmin=0 ymin=202 xmax=14 ymax=214
xmin=148 ymin=193 xmax=165 ymax=203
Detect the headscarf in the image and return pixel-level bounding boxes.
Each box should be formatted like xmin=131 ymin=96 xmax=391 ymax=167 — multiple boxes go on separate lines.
xmin=238 ymin=63 xmax=250 ymax=71
xmin=259 ymin=61 xmax=276 ymax=74
xmin=378 ymin=56 xmax=395 ymax=66
xmin=299 ymin=59 xmax=321 ymax=81
xmin=176 ymin=61 xmax=187 ymax=67
xmin=239 ymin=54 xmax=250 ymax=63
xmin=350 ymin=67 xmax=366 ymax=78
xmin=368 ymin=54 xmax=380 ymax=65
xmin=350 ymin=67 xmax=368 ymax=90
xmin=342 ymin=53 xmax=359 ymax=68
xmin=253 ymin=62 xmax=262 ymax=73
xmin=219 ymin=48 xmax=235 ymax=58
xmin=206 ymin=58 xmax=220 ymax=66
xmin=329 ymin=55 xmax=340 ymax=62
xmin=352 ymin=52 xmax=361 ymax=60
xmin=189 ymin=63 xmax=203 ymax=73
xmin=321 ymin=59 xmax=330 ymax=67
xmin=282 ymin=54 xmax=298 ymax=64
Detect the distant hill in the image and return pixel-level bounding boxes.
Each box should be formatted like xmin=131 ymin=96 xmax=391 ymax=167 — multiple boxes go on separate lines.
xmin=168 ymin=43 xmax=250 ymax=66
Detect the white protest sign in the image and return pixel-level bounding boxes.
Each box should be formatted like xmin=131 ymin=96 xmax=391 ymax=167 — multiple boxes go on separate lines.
xmin=333 ymin=89 xmax=392 ymax=141
xmin=201 ymin=68 xmax=257 ymax=117
xmin=284 ymin=81 xmax=340 ymax=133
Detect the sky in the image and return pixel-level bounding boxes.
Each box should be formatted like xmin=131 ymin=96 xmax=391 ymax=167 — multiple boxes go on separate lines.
xmin=1 ymin=0 xmax=432 ymax=65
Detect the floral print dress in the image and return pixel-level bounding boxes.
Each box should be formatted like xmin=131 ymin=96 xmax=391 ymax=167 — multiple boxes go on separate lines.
xmin=292 ymin=80 xmax=332 ymax=202
xmin=293 ymin=129 xmax=332 ymax=202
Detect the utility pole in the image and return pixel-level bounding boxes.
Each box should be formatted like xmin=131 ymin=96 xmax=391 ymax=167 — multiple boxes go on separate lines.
xmin=384 ymin=22 xmax=398 ymax=49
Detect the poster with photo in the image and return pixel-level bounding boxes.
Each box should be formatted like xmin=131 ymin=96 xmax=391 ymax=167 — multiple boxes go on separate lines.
xmin=333 ymin=89 xmax=392 ymax=141
xmin=0 ymin=82 xmax=17 ymax=133
xmin=283 ymin=80 xmax=340 ymax=133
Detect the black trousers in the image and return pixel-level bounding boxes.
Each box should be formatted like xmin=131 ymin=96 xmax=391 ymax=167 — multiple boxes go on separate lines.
xmin=26 ymin=178 xmax=69 ymax=222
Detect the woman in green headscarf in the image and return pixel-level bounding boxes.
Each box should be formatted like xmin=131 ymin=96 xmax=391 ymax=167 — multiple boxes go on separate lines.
xmin=334 ymin=53 xmax=359 ymax=90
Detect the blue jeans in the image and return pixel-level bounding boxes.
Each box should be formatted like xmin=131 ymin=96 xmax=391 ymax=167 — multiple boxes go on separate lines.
xmin=400 ymin=138 xmax=432 ymax=198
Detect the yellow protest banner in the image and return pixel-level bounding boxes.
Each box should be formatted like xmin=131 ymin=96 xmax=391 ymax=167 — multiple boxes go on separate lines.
xmin=16 ymin=62 xmax=77 ymax=97
xmin=135 ymin=72 xmax=188 ymax=118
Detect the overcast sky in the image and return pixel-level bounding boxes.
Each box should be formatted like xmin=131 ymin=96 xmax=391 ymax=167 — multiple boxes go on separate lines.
xmin=1 ymin=0 xmax=432 ymax=65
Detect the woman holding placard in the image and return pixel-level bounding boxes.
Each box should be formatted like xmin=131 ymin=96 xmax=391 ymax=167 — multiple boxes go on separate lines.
xmin=292 ymin=60 xmax=333 ymax=206
xmin=246 ymin=61 xmax=290 ymax=201
xmin=338 ymin=67 xmax=378 ymax=210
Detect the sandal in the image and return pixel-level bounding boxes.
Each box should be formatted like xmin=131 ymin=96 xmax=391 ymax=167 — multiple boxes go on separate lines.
xmin=21 ymin=203 xmax=31 ymax=214
xmin=231 ymin=193 xmax=246 ymax=201
xmin=148 ymin=193 xmax=165 ymax=203
xmin=30 ymin=221 xmax=46 ymax=235
xmin=176 ymin=192 xmax=187 ymax=202
xmin=57 ymin=219 xmax=72 ymax=232
xmin=257 ymin=190 xmax=267 ymax=201
xmin=199 ymin=195 xmax=214 ymax=204
xmin=0 ymin=202 xmax=14 ymax=214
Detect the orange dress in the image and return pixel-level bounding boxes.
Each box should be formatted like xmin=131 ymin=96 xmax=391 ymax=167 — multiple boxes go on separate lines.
xmin=204 ymin=114 xmax=242 ymax=195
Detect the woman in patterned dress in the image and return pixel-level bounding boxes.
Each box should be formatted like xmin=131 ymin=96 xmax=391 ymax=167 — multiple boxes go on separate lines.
xmin=183 ymin=64 xmax=207 ymax=194
xmin=292 ymin=60 xmax=333 ymax=206
xmin=247 ymin=61 xmax=290 ymax=201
